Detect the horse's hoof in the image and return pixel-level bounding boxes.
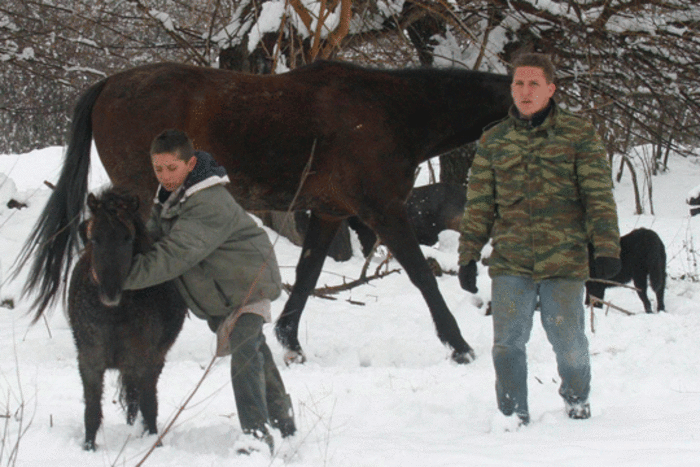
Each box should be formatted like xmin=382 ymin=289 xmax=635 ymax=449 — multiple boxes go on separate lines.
xmin=283 ymin=349 xmax=306 ymax=366
xmin=451 ymin=348 xmax=476 ymax=364
xmin=83 ymin=440 xmax=97 ymax=451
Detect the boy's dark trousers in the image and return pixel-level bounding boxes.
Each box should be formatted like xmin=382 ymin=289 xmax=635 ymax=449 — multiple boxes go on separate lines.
xmin=228 ymin=313 xmax=295 ymax=437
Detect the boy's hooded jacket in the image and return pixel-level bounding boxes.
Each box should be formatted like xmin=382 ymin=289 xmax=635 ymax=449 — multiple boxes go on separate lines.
xmin=123 ymin=151 xmax=281 ymax=324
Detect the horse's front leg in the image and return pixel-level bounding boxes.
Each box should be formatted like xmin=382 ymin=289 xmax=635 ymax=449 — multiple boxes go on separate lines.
xmin=366 ymin=202 xmax=475 ymax=364
xmin=78 ymin=356 xmax=106 ymax=451
xmin=275 ymin=213 xmax=342 ymax=364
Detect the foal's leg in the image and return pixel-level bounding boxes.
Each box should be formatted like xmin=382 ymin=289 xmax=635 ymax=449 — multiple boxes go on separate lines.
xmin=275 ymin=214 xmax=342 ymax=364
xmin=366 ymin=202 xmax=474 ymax=363
xmin=78 ymin=355 xmax=106 ymax=451
xmin=137 ymin=362 xmax=165 ymax=436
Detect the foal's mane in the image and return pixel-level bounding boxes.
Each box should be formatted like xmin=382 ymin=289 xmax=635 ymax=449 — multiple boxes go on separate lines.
xmin=90 ymin=188 xmax=152 ymax=254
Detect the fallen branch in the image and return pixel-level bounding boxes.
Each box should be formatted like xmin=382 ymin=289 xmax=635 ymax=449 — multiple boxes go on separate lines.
xmin=282 ymin=266 xmax=401 ymax=300
xmin=315 ymin=268 xmax=401 ymax=295
xmin=586 ymin=277 xmax=641 ymax=292
xmin=588 ymin=295 xmax=634 ymax=316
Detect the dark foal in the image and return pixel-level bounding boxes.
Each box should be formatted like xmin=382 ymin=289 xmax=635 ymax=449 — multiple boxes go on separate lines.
xmin=19 ymin=188 xmax=186 ymax=450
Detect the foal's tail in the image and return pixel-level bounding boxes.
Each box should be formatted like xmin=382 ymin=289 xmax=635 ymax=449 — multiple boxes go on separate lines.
xmin=13 ymin=79 xmax=108 ymax=322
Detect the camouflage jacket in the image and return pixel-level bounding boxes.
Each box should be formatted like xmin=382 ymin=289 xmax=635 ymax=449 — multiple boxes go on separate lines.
xmin=458 ymin=103 xmax=620 ymax=280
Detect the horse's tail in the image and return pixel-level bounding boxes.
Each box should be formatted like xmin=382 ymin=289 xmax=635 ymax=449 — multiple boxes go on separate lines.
xmin=13 ymin=79 xmax=108 ymax=322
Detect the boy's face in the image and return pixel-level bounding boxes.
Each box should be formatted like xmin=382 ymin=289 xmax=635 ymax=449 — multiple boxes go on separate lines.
xmin=152 ymin=152 xmax=197 ymax=192
xmin=511 ymin=66 xmax=556 ymax=118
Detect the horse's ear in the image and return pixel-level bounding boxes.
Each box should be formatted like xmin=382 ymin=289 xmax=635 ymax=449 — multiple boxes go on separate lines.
xmin=87 ymin=193 xmax=100 ymax=212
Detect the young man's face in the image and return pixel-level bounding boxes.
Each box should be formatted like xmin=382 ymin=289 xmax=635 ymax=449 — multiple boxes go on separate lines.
xmin=511 ymin=66 xmax=556 ymax=118
xmin=152 ymin=152 xmax=197 ymax=192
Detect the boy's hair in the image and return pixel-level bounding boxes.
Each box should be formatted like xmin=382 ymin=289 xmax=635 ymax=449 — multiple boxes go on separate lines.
xmin=150 ymin=129 xmax=195 ymax=161
xmin=511 ymin=53 xmax=556 ymax=84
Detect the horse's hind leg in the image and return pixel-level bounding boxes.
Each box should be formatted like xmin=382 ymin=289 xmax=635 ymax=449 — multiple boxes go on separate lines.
xmin=366 ymin=204 xmax=474 ymax=363
xmin=275 ymin=214 xmax=342 ymax=364
xmin=78 ymin=357 xmax=106 ymax=451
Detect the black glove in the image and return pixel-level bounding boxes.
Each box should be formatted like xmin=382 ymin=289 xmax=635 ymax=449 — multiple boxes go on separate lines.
xmin=458 ymin=260 xmax=478 ymax=293
xmin=593 ymin=256 xmax=621 ymax=279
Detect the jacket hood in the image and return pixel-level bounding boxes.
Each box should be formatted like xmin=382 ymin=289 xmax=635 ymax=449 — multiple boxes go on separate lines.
xmin=156 ymin=151 xmax=229 ymax=204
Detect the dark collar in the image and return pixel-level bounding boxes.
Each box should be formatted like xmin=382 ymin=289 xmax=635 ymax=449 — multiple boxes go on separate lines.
xmin=514 ymin=99 xmax=554 ymax=129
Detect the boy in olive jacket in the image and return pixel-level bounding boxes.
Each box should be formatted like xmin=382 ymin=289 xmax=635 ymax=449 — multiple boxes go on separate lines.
xmin=123 ymin=129 xmax=294 ymax=454
xmin=458 ymin=54 xmax=621 ymax=426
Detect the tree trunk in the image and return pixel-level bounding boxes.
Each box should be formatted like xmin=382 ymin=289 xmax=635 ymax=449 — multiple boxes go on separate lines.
xmin=622 ymin=156 xmax=643 ymax=215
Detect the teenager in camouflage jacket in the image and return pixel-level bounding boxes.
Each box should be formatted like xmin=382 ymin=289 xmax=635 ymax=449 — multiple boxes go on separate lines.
xmin=457 ymin=103 xmax=621 ymax=279
xmin=457 ymin=54 xmax=621 ymax=426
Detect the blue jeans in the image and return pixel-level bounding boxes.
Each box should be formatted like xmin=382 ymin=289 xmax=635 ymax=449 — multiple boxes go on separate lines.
xmin=491 ymin=276 xmax=590 ymax=419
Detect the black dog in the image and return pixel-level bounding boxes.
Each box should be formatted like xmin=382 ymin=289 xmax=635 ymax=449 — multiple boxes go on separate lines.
xmin=586 ymin=228 xmax=666 ymax=313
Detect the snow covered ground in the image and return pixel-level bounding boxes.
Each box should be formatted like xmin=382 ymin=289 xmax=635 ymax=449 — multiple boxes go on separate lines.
xmin=1 ymin=145 xmax=699 ymax=466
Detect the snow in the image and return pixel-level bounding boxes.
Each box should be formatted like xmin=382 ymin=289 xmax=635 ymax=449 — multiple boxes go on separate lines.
xmin=1 ymin=146 xmax=700 ymax=466
xmin=247 ymin=2 xmax=288 ymax=53
xmin=688 ymin=183 xmax=700 ymax=203
xmin=149 ymin=10 xmax=175 ymax=33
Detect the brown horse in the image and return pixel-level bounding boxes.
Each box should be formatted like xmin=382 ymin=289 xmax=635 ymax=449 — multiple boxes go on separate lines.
xmin=19 ymin=60 xmax=511 ymax=364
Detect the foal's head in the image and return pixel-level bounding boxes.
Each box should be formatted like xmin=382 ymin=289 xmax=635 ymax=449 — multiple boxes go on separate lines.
xmin=84 ymin=190 xmax=144 ymax=307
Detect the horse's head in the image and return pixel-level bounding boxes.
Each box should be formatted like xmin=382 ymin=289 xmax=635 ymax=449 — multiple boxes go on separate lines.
xmin=84 ymin=190 xmax=141 ymax=307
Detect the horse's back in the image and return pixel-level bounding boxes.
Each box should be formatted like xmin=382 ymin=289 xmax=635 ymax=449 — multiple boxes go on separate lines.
xmin=91 ymin=61 xmax=422 ymax=213
xmin=90 ymin=60 xmax=509 ymax=216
